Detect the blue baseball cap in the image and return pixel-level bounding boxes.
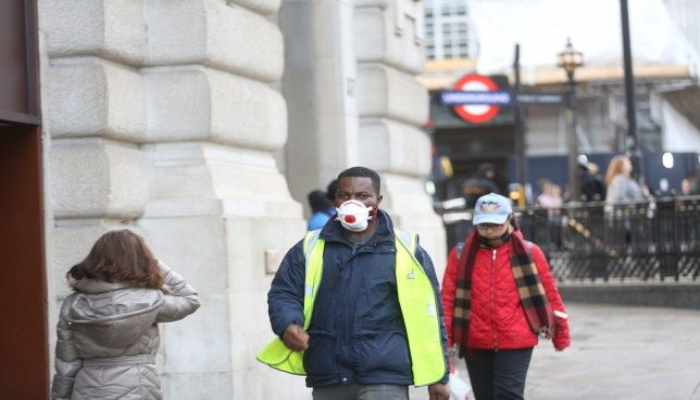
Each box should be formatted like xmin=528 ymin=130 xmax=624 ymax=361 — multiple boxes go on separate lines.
xmin=473 ymin=193 xmax=513 ymax=225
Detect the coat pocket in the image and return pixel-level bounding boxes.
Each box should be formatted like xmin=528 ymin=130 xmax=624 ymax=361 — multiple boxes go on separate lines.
xmin=303 ymin=330 xmax=337 ymax=378
xmin=353 ymin=331 xmax=411 ymax=377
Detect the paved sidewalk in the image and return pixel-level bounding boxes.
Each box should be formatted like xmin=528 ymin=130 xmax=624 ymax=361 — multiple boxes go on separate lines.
xmin=526 ymin=303 xmax=700 ymax=399
xmin=411 ymin=302 xmax=700 ymax=399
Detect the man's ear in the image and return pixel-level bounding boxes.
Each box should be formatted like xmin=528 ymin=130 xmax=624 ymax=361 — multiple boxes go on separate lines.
xmin=377 ymin=195 xmax=383 ymax=206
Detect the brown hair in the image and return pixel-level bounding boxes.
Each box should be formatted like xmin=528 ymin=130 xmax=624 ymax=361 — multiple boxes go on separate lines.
xmin=68 ymin=230 xmax=164 ymax=289
xmin=604 ymin=155 xmax=629 ymax=186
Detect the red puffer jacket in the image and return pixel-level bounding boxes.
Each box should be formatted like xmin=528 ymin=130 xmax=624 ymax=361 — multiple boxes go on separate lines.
xmin=441 ymin=233 xmax=570 ymax=351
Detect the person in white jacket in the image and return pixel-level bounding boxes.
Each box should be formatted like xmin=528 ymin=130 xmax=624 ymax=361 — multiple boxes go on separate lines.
xmin=51 ymin=229 xmax=200 ymax=400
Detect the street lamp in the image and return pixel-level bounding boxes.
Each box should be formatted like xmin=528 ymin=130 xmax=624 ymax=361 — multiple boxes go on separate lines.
xmin=557 ymin=38 xmax=584 ymax=202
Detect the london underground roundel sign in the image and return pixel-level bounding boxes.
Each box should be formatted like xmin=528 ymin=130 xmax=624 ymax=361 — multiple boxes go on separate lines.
xmin=452 ymin=74 xmax=501 ymax=123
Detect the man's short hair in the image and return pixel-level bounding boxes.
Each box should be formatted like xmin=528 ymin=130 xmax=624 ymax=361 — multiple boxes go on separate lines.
xmin=337 ymin=166 xmax=381 ymax=195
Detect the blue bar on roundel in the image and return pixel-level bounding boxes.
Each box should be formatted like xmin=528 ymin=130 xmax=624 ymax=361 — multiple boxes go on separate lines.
xmin=439 ymin=90 xmax=512 ymax=106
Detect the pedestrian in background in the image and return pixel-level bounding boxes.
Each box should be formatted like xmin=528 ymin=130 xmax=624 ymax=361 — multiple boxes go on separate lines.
xmin=537 ymin=182 xmax=564 ymax=250
xmin=536 ymin=181 xmax=563 ymax=211
xmin=580 ymin=162 xmax=606 ymax=202
xmin=326 ymin=179 xmax=338 ymax=203
xmin=681 ymin=177 xmax=693 ymax=196
xmin=441 ymin=193 xmax=570 ymax=400
xmin=604 ymin=155 xmax=646 ymax=203
xmin=680 ymin=171 xmax=699 ymax=195
xmin=51 ymin=230 xmax=200 ymax=400
xmin=259 ymin=166 xmax=450 ymax=400
xmin=307 ymin=189 xmax=336 ymax=231
xmin=462 ymin=163 xmax=500 ymax=209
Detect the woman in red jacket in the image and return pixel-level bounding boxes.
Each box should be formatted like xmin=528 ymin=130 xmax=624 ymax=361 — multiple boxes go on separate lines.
xmin=442 ymin=193 xmax=570 ymax=400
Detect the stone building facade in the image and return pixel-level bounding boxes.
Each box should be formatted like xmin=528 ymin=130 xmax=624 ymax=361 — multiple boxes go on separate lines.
xmin=36 ymin=0 xmax=444 ymax=399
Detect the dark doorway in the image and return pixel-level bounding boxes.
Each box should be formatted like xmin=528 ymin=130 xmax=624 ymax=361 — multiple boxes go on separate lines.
xmin=434 ymin=126 xmax=515 ymax=200
xmin=0 ymin=0 xmax=48 ymax=398
xmin=0 ymin=126 xmax=48 ymax=399
xmin=429 ymin=84 xmax=516 ymax=201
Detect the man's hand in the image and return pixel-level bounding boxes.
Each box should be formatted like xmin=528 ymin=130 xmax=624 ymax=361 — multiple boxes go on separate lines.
xmin=282 ymin=324 xmax=309 ymax=351
xmin=428 ymin=383 xmax=450 ymax=400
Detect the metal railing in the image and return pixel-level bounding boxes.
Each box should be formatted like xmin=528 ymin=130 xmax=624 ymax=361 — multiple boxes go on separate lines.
xmin=438 ymin=196 xmax=700 ymax=282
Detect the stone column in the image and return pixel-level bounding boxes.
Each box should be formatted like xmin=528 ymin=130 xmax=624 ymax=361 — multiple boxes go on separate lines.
xmin=354 ymin=0 xmax=447 ymax=272
xmin=281 ymin=0 xmax=445 ymax=274
xmin=41 ymin=0 xmax=309 ymax=398
xmin=280 ymin=0 xmax=359 ymax=210
xmin=41 ymin=0 xmax=152 ymax=377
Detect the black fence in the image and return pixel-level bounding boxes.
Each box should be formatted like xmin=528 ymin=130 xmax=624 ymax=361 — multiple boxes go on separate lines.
xmin=439 ymin=196 xmax=700 ymax=282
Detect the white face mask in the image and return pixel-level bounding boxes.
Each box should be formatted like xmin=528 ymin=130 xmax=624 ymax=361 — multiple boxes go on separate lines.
xmin=336 ymin=200 xmax=374 ymax=232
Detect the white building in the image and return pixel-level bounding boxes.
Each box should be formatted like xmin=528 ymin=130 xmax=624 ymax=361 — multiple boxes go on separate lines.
xmin=0 ymin=0 xmax=445 ymax=399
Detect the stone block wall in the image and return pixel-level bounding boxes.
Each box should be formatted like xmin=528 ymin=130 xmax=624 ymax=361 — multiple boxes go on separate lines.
xmin=354 ymin=0 xmax=446 ymax=273
xmin=280 ymin=0 xmax=446 ymax=274
xmin=41 ymin=0 xmax=307 ymax=398
xmin=41 ymin=0 xmax=445 ymax=397
xmin=280 ymin=0 xmax=360 ymax=209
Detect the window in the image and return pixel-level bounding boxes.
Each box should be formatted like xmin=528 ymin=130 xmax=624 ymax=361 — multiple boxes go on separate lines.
xmin=423 ymin=0 xmax=472 ymax=61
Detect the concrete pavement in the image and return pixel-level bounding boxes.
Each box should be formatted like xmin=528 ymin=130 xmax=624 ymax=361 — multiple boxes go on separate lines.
xmin=410 ymin=302 xmax=700 ymax=399
xmin=526 ymin=302 xmax=700 ymax=399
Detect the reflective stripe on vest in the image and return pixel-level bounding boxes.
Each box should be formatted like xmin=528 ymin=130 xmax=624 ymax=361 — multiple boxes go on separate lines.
xmin=257 ymin=229 xmax=445 ymax=385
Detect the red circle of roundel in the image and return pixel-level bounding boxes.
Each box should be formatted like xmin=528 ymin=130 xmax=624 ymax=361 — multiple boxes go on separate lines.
xmin=452 ymin=74 xmax=500 ymax=124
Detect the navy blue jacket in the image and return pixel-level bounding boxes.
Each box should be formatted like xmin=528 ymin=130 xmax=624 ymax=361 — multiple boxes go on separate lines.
xmin=268 ymin=211 xmax=449 ymax=388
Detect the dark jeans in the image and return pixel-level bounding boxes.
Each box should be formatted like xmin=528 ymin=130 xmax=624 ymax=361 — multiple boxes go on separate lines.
xmin=465 ymin=348 xmax=533 ymax=400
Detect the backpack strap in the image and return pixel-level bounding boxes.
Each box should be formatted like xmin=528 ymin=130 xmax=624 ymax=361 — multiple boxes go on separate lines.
xmin=524 ymin=240 xmax=535 ymax=255
xmin=455 ymin=240 xmax=465 ymax=259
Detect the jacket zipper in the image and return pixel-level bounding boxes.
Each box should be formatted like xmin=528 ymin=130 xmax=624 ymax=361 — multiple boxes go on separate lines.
xmin=338 ymin=241 xmax=391 ymax=356
xmin=490 ymin=248 xmax=498 ymax=351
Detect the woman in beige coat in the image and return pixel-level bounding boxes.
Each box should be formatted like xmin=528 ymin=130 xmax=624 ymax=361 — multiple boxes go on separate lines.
xmin=51 ymin=230 xmax=200 ymax=400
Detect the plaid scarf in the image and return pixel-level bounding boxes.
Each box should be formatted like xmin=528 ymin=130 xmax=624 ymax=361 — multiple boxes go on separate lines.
xmin=453 ymin=227 xmax=554 ymax=355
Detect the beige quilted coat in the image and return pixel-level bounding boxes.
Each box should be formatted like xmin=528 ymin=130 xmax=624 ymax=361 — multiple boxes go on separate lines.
xmin=51 ymin=263 xmax=200 ymax=400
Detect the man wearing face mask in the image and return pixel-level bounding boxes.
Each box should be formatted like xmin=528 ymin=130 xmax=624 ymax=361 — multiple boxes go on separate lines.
xmin=259 ymin=167 xmax=450 ymax=400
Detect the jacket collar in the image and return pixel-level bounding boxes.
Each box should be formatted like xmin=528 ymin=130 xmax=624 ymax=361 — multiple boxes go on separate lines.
xmin=68 ymin=275 xmax=129 ymax=294
xmin=320 ymin=209 xmax=395 ymax=246
xmin=476 ymin=229 xmax=524 ymax=249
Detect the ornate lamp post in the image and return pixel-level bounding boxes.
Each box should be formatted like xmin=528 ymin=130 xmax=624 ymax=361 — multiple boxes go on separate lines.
xmin=557 ymin=38 xmax=584 ymax=202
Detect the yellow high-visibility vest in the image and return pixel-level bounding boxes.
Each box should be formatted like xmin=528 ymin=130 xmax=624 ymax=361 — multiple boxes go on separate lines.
xmin=256 ymin=228 xmax=446 ymax=386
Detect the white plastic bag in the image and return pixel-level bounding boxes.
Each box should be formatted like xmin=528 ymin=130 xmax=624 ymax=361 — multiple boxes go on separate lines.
xmin=449 ymin=353 xmax=473 ymax=400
